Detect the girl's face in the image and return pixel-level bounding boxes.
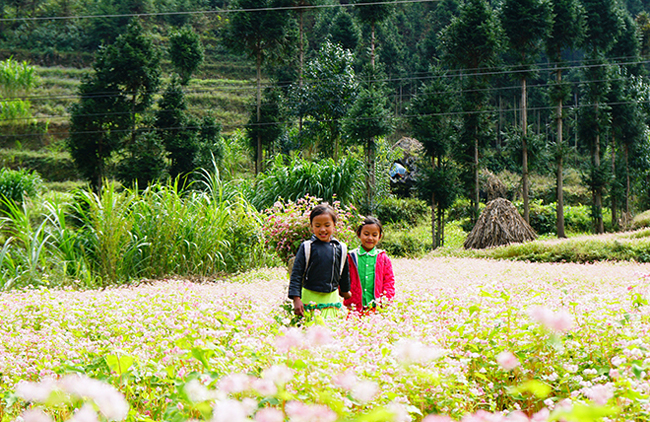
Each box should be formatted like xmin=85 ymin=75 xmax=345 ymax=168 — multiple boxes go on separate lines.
xmin=311 ymin=213 xmax=335 ymax=242
xmin=358 ymin=223 xmax=382 ymax=252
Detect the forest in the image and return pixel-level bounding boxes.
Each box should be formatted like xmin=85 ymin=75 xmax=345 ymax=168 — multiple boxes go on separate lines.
xmin=1 ymin=0 xmax=650 ymax=266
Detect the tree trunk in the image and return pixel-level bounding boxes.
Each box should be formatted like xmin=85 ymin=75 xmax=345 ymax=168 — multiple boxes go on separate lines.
xmin=611 ymin=137 xmax=618 ymax=230
xmin=365 ymin=139 xmax=376 ymax=211
xmin=298 ymin=9 xmax=304 ymax=133
xmin=474 ymin=136 xmax=479 ymax=223
xmin=371 ymin=22 xmax=375 ymax=68
xmin=556 ymin=65 xmax=566 ymax=238
xmin=256 ymin=49 xmax=262 ymax=175
xmin=431 ymin=196 xmax=437 ymax=250
xmin=625 ymin=143 xmax=630 ymax=215
xmin=595 ymin=126 xmax=604 ymax=234
xmin=522 ymin=76 xmax=529 ymax=223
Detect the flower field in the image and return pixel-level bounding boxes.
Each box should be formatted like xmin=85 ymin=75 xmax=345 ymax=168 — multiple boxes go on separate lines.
xmin=3 ymin=257 xmax=650 ymax=422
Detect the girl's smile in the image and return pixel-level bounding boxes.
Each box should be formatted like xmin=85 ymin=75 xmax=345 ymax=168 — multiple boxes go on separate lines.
xmin=311 ymin=213 xmax=335 ymax=242
xmin=359 ymin=223 xmax=381 ymax=251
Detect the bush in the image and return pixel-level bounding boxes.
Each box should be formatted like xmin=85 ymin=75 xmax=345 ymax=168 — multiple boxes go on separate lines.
xmin=0 ymin=167 xmax=42 ymax=207
xmin=252 ymin=155 xmax=362 ymax=210
xmin=380 ymin=224 xmax=431 ymax=257
xmin=262 ymin=195 xmax=362 ymax=263
xmin=632 ymin=210 xmax=650 ymax=229
xmin=374 ymin=196 xmax=428 ymax=227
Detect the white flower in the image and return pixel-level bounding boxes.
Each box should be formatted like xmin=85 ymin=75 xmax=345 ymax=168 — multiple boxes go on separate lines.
xmin=15 ymin=379 xmax=57 ymax=402
xmin=392 ymin=339 xmax=446 ymax=365
xmin=18 ymin=409 xmax=54 ymax=422
xmin=68 ymin=404 xmax=99 ymax=422
xmin=212 ymin=399 xmax=253 ymax=422
xmin=351 ymin=380 xmax=378 ymax=403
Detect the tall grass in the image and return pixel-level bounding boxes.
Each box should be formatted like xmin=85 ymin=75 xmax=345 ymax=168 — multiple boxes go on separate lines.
xmin=0 ymin=167 xmax=272 ymax=291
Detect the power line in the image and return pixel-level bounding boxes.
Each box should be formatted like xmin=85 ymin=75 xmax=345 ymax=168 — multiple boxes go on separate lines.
xmin=0 ymin=0 xmax=439 ymax=23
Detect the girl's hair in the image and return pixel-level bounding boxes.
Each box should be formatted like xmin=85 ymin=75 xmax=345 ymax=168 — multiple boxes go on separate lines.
xmin=310 ymin=203 xmax=338 ymax=224
xmin=356 ymin=216 xmax=383 ymax=236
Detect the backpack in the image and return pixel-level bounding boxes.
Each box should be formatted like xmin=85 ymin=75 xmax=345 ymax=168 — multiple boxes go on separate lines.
xmin=302 ymin=239 xmax=347 ymax=276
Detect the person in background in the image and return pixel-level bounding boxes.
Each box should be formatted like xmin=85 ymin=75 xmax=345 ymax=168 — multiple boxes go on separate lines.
xmin=344 ymin=217 xmax=395 ymax=313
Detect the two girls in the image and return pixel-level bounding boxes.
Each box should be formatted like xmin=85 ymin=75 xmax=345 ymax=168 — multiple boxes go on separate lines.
xmin=288 ymin=205 xmax=394 ymax=317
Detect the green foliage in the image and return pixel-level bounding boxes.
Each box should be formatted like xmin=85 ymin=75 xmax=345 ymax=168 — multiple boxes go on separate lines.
xmin=252 ymin=155 xmax=362 ymax=210
xmin=632 ymin=209 xmax=650 ymax=228
xmin=380 ymin=223 xmax=430 ymax=257
xmin=169 ymin=25 xmax=204 ymax=85
xmin=374 ymin=196 xmax=429 ymax=226
xmin=0 ymin=168 xmax=42 ymax=207
xmin=0 ymin=57 xmax=38 ymax=123
xmin=262 ymin=195 xmax=361 ymax=262
xmin=0 ymin=169 xmax=271 ymax=290
xmin=329 ymin=9 xmax=361 ymax=51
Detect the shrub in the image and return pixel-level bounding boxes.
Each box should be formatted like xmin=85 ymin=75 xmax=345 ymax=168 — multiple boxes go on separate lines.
xmin=263 ymin=195 xmax=362 ymax=263
xmin=0 ymin=167 xmax=42 ymax=207
xmin=380 ymin=224 xmax=431 ymax=257
xmin=252 ymin=156 xmax=362 ymax=210
xmin=632 ymin=209 xmax=650 ymax=229
xmin=374 ymin=196 xmax=428 ymax=227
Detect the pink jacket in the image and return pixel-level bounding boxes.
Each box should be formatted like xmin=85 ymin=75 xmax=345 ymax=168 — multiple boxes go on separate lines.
xmin=344 ymin=248 xmax=395 ymax=310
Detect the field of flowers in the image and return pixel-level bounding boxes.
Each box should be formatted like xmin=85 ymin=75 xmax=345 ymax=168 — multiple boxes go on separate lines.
xmin=3 ymin=257 xmax=650 ymax=422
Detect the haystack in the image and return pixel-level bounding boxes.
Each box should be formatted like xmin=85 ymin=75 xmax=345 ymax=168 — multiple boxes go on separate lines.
xmin=464 ymin=198 xmax=537 ymax=249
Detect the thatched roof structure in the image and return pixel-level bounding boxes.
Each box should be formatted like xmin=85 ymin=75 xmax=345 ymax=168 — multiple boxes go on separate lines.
xmin=464 ymin=198 xmax=537 ymax=249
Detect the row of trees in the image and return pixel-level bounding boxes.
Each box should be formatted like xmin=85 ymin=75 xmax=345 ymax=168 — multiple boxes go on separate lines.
xmin=53 ymin=0 xmax=650 ymax=248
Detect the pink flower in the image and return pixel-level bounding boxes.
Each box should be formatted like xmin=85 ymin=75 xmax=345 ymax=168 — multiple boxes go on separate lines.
xmin=20 ymin=409 xmax=54 ymax=422
xmin=68 ymin=404 xmax=99 ymax=422
xmin=351 ymin=380 xmax=378 ymax=403
xmin=305 ymin=325 xmax=332 ymax=346
xmin=528 ymin=306 xmax=574 ymax=332
xmin=275 ymin=328 xmax=304 ymax=353
xmin=582 ymin=383 xmax=614 ymax=405
xmin=217 ymin=373 xmax=251 ymax=394
xmin=285 ymin=402 xmax=337 ymax=422
xmin=212 ymin=399 xmax=252 ymax=422
xmin=254 ymin=408 xmax=284 ymax=422
xmin=15 ymin=379 xmax=57 ymax=402
xmin=262 ymin=365 xmax=294 ymax=386
xmin=422 ymin=416 xmax=454 ymax=422
xmin=252 ymin=378 xmax=277 ymax=397
xmin=58 ymin=375 xmax=129 ymax=421
xmin=332 ymin=371 xmax=358 ymax=390
xmin=496 ymin=351 xmax=520 ymax=371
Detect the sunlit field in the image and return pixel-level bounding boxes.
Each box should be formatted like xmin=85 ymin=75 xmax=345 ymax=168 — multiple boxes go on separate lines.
xmin=3 ymin=257 xmax=650 ymax=422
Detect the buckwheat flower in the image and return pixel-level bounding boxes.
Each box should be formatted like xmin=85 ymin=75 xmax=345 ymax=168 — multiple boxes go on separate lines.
xmin=351 ymin=380 xmax=378 ymax=403
xmin=68 ymin=404 xmax=99 ymax=422
xmin=218 ymin=373 xmax=251 ymax=394
xmin=275 ymin=328 xmax=304 ymax=353
xmin=252 ymin=378 xmax=277 ymax=397
xmin=254 ymin=408 xmax=283 ymax=422
xmin=387 ymin=402 xmax=412 ymax=422
xmin=262 ymin=365 xmax=294 ymax=386
xmin=543 ymin=398 xmax=554 ymax=409
xmin=528 ymin=306 xmax=574 ymax=333
xmin=505 ymin=410 xmax=529 ymax=422
xmin=496 ymin=351 xmax=520 ymax=371
xmin=59 ymin=375 xmax=129 ymax=421
xmin=285 ymin=402 xmax=336 ymax=422
xmin=185 ymin=379 xmax=211 ymax=402
xmin=609 ymin=369 xmax=620 ymax=379
xmin=531 ymin=408 xmax=549 ymax=422
xmin=306 ymin=325 xmax=332 ymax=347
xmin=392 ymin=339 xmax=446 ymax=365
xmin=19 ymin=409 xmax=53 ymax=422
xmin=564 ymin=364 xmax=579 ymax=373
xmin=422 ymin=415 xmax=454 ymax=422
xmin=611 ymin=356 xmax=625 ymax=367
xmin=212 ymin=399 xmax=252 ymax=422
xmin=582 ymin=383 xmax=614 ymax=405
xmin=15 ymin=379 xmax=57 ymax=402
xmin=332 ymin=371 xmax=358 ymax=390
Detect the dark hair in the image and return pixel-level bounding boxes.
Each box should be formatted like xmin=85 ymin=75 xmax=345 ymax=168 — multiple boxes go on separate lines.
xmin=310 ymin=203 xmax=338 ymax=224
xmin=356 ymin=216 xmax=383 ymax=236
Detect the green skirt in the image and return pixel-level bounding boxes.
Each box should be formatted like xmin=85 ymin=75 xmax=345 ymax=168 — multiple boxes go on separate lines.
xmin=302 ymin=288 xmax=345 ymax=319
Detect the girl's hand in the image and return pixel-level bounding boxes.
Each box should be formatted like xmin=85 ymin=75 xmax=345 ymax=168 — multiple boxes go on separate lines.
xmin=341 ymin=291 xmax=352 ymax=299
xmin=292 ymin=297 xmax=304 ymax=317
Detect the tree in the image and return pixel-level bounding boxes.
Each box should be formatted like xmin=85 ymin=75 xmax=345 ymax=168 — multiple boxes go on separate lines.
xmin=500 ymin=0 xmax=552 ymax=223
xmin=169 ymin=25 xmax=204 ymax=85
xmin=545 ymin=0 xmax=584 ymax=238
xmin=344 ymin=65 xmax=393 ymax=213
xmin=441 ymin=0 xmax=501 ymax=222
xmin=353 ymin=0 xmax=394 ymax=67
xmin=226 ymin=0 xmax=294 ymax=174
xmin=246 ymin=86 xmax=286 ymax=164
xmin=408 ymin=67 xmax=459 ymax=248
xmin=329 ymin=8 xmax=361 ymax=51
xmin=579 ymin=0 xmax=622 ymax=233
xmin=68 ymin=20 xmax=160 ymax=193
xmin=296 ymin=41 xmax=358 ymax=161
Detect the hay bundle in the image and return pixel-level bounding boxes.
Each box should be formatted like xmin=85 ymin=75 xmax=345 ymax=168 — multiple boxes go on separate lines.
xmin=464 ymin=198 xmax=537 ymax=249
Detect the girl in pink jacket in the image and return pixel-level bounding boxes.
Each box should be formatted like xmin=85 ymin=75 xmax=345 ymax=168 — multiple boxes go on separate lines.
xmin=344 ymin=217 xmax=395 ymax=312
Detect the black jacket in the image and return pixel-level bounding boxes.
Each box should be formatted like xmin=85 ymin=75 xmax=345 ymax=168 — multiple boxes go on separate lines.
xmin=288 ymin=235 xmax=351 ymax=298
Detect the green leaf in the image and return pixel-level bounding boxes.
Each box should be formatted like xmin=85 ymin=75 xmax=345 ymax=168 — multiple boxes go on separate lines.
xmin=105 ymin=354 xmax=135 ymax=376
xmin=550 ymin=403 xmax=619 ymax=422
xmin=508 ymin=379 xmax=552 ymax=398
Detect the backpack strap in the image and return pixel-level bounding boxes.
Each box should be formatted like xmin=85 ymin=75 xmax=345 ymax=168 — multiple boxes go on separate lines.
xmin=339 ymin=243 xmax=347 ymax=276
